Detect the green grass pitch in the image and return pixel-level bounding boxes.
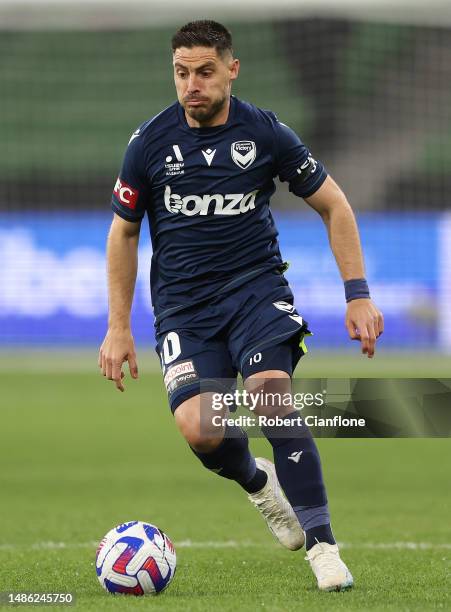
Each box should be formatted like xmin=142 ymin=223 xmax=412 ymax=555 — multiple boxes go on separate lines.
xmin=1 ymin=351 xmax=450 ymax=610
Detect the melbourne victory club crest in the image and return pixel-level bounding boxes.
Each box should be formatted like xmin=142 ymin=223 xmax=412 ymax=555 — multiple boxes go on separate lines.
xmin=231 ymin=141 xmax=256 ymax=169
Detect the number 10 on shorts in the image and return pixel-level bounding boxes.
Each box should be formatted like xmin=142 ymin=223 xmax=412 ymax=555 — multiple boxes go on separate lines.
xmin=162 ymin=332 xmax=182 ymax=366
xmin=249 ymin=352 xmax=262 ymax=365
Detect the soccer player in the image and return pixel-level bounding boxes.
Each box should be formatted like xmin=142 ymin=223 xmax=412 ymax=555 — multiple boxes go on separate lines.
xmin=99 ymin=20 xmax=383 ymax=592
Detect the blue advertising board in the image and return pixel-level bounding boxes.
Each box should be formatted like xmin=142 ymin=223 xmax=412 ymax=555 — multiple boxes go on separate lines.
xmin=0 ymin=211 xmax=441 ymax=348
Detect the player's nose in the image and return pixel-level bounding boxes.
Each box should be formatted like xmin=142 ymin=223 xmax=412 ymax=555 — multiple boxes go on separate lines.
xmin=186 ymin=74 xmax=201 ymax=94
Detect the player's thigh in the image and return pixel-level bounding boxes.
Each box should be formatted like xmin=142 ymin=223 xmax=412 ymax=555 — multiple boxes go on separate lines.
xmin=243 ymin=341 xmax=295 ymax=418
xmin=156 ymin=328 xmax=236 ymax=414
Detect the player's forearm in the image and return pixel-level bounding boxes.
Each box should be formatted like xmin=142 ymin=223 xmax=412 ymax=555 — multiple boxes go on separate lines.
xmin=321 ymin=198 xmax=366 ymax=282
xmin=304 ymin=176 xmax=366 ymax=282
xmin=106 ymin=226 xmax=139 ymax=330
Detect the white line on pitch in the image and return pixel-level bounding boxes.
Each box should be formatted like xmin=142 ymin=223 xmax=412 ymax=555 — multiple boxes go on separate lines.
xmin=0 ymin=541 xmax=450 ymax=551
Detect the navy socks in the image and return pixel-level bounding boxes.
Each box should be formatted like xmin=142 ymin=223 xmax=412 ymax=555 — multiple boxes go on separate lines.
xmin=191 ymin=423 xmax=267 ymax=493
xmin=242 ymin=468 xmax=268 ymax=494
xmin=191 ymin=412 xmax=335 ymax=549
xmin=262 ymin=410 xmax=335 ymax=549
xmin=261 ymin=410 xmax=327 ymax=507
xmin=305 ymin=523 xmax=336 ymax=550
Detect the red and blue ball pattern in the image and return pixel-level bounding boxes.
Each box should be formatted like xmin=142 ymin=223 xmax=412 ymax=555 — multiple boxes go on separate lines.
xmin=95 ymin=521 xmax=176 ymax=595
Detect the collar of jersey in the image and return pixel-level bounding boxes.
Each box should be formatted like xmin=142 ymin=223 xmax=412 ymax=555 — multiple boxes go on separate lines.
xmin=176 ymin=95 xmax=237 ymax=134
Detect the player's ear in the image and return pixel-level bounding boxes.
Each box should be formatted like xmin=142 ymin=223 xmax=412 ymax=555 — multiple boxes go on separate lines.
xmin=229 ymin=58 xmax=240 ymax=81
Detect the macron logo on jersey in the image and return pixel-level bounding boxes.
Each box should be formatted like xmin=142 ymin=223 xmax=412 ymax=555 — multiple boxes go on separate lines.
xmin=164 ymin=185 xmax=258 ymax=216
xmin=113 ymin=178 xmax=139 ymax=210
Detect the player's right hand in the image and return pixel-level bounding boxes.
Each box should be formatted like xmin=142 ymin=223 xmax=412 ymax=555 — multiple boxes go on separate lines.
xmin=345 ymin=298 xmax=384 ymax=358
xmin=98 ymin=329 xmax=139 ymax=392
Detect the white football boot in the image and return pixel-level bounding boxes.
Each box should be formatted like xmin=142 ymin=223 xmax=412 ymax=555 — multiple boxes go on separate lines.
xmin=247 ymin=457 xmax=305 ymax=551
xmin=305 ymin=541 xmax=354 ymax=591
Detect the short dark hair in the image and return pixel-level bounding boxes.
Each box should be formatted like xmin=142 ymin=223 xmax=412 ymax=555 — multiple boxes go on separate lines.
xmin=171 ymin=20 xmax=233 ymax=57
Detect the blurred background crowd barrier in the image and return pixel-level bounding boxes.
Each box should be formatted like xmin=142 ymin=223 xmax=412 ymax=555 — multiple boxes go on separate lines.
xmin=0 ymin=0 xmax=450 ymax=350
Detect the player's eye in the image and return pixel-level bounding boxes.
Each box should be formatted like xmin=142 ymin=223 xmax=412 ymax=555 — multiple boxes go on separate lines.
xmin=201 ymin=71 xmax=212 ymax=77
xmin=176 ymin=71 xmax=187 ymax=79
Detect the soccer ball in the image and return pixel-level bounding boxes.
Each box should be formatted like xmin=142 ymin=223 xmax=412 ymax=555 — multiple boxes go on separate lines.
xmin=95 ymin=521 xmax=176 ymax=595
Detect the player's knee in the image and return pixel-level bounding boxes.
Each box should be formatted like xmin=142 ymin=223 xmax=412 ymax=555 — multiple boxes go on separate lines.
xmin=178 ymin=417 xmax=219 ymax=452
xmin=174 ymin=395 xmax=223 ymax=452
xmin=188 ymin=434 xmax=221 ymax=453
xmin=245 ymin=370 xmax=294 ymax=417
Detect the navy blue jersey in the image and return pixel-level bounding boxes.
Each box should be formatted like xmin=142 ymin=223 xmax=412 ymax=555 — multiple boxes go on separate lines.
xmin=111 ymin=96 xmax=327 ymax=323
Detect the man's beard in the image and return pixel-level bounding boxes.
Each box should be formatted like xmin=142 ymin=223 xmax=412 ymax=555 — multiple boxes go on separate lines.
xmin=184 ymin=94 xmax=228 ymax=124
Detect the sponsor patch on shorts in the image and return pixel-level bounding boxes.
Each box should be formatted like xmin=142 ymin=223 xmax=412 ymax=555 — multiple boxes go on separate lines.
xmin=163 ymin=360 xmax=199 ymax=394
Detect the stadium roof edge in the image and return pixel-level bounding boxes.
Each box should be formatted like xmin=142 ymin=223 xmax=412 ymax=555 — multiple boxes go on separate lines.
xmin=0 ymin=0 xmax=451 ymax=29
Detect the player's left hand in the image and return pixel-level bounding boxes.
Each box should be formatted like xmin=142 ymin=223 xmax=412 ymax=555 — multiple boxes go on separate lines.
xmin=345 ymin=298 xmax=384 ymax=358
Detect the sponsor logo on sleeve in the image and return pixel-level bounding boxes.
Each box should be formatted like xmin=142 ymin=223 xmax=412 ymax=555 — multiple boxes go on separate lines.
xmin=113 ymin=178 xmax=139 ymax=210
xmin=296 ymin=155 xmax=318 ymax=180
xmin=163 ymin=360 xmax=198 ymax=394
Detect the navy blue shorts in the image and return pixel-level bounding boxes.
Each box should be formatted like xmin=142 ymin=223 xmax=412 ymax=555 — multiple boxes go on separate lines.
xmin=155 ymin=270 xmax=311 ymax=413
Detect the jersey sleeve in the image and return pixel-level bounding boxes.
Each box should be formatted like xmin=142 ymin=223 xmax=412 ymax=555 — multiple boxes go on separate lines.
xmin=274 ymin=121 xmax=327 ymax=198
xmin=111 ymin=129 xmax=151 ymax=222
